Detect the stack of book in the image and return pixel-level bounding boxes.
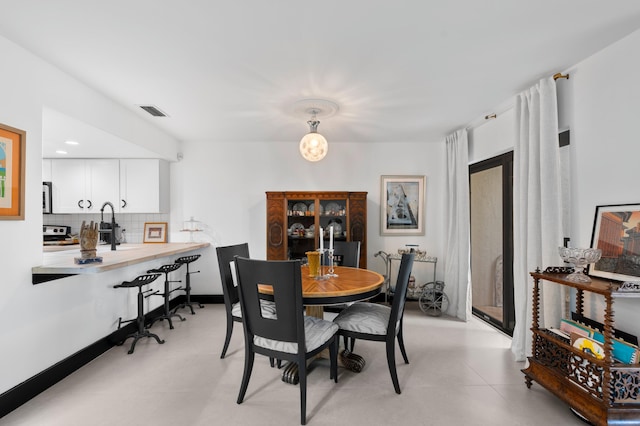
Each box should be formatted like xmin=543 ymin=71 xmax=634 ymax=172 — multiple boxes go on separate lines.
xmin=547 ymin=317 xmax=639 ymax=364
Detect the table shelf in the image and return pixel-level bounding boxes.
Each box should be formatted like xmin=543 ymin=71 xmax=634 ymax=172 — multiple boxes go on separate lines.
xmin=523 ymin=267 xmax=640 ymax=425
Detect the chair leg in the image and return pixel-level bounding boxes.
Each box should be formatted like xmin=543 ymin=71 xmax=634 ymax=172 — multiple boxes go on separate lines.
xmin=330 ymin=338 xmax=338 ymax=383
xmin=237 ymin=350 xmax=255 ymax=404
xmin=221 ymin=316 xmax=234 ymax=359
xmin=397 ymin=328 xmax=410 ymax=364
xmin=342 ymin=335 xmax=355 ymax=352
xmin=270 ymin=357 xmax=282 ymax=367
xmin=299 ymin=357 xmax=307 ymax=425
xmin=386 ymin=340 xmax=402 ymax=394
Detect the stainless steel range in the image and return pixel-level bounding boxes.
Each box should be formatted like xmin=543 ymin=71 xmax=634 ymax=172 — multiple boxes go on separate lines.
xmin=43 ymin=225 xmax=74 ymax=245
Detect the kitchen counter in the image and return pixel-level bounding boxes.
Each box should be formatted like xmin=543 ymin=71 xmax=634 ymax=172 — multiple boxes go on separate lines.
xmin=33 ymin=242 xmax=210 ymax=284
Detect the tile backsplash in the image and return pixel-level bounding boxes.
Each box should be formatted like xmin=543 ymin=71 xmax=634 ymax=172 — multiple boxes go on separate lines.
xmin=44 ymin=213 xmax=169 ymax=244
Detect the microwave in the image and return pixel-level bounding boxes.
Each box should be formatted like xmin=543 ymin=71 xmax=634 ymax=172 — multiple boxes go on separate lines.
xmin=43 ymin=182 xmax=52 ymax=214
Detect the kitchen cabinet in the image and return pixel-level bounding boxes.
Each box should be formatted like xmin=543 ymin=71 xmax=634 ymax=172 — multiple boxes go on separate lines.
xmin=42 ymin=159 xmax=51 ymax=182
xmin=119 ymin=159 xmax=169 ymax=213
xmin=50 ymin=159 xmax=119 ymax=213
xmin=522 ymin=268 xmax=640 ymax=425
xmin=266 ymin=191 xmax=367 ymax=268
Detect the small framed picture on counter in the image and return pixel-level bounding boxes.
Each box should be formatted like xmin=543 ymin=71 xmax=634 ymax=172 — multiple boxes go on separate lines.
xmin=143 ymin=222 xmax=168 ymax=243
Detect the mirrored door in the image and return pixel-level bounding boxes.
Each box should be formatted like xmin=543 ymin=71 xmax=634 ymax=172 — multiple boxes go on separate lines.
xmin=470 ymin=152 xmax=514 ymax=335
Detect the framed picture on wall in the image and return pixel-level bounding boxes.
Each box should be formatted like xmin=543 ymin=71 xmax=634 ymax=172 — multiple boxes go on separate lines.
xmin=589 ymin=203 xmax=640 ymax=282
xmin=143 ymin=222 xmax=168 ymax=243
xmin=0 ymin=123 xmax=26 ymax=220
xmin=380 ymin=175 xmax=425 ymax=236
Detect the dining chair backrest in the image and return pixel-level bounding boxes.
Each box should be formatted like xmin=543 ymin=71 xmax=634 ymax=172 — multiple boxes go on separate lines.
xmin=234 ymin=257 xmax=305 ymax=348
xmin=216 ymin=243 xmax=250 ymax=315
xmin=329 ymin=241 xmax=361 ymax=268
xmin=388 ymin=253 xmax=415 ymax=335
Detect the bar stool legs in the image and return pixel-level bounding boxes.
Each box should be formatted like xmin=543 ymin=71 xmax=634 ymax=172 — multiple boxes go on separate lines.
xmin=147 ymin=263 xmax=185 ymax=329
xmin=173 ymin=254 xmax=203 ymax=315
xmin=114 ymin=273 xmax=164 ymax=354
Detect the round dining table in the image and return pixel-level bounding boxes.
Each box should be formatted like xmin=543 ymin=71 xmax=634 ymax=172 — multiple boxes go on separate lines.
xmin=260 ymin=265 xmax=384 ymax=384
xmin=299 ymin=264 xmax=384 ymax=317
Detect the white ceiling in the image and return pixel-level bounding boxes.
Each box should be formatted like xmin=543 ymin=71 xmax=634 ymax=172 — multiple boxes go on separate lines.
xmin=2 ymin=1 xmax=640 ymax=157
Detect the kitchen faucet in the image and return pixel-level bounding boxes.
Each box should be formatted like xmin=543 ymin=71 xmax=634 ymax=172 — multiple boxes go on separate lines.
xmin=100 ymin=201 xmax=117 ymax=251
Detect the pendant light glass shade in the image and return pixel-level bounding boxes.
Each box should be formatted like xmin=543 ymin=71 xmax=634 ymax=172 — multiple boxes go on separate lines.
xmin=299 ymin=118 xmax=328 ymax=162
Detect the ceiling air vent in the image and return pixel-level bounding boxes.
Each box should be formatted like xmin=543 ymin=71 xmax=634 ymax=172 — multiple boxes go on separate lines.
xmin=139 ymin=105 xmax=168 ymax=117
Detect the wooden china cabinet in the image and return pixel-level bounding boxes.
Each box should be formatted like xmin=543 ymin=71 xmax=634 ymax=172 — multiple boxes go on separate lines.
xmin=266 ymin=191 xmax=367 ymax=268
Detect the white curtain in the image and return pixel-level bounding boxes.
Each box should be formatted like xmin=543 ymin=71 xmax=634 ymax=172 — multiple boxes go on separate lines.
xmin=444 ymin=128 xmax=472 ymax=321
xmin=511 ymin=77 xmax=564 ymax=361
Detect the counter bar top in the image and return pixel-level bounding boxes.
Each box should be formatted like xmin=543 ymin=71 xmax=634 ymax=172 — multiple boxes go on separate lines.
xmin=33 ymin=242 xmax=210 ymax=284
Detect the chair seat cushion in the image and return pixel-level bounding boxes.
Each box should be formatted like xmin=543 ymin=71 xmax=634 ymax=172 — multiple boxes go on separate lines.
xmin=333 ymin=302 xmax=390 ymax=335
xmin=232 ymin=300 xmax=277 ymax=319
xmin=254 ymin=316 xmax=338 ymax=354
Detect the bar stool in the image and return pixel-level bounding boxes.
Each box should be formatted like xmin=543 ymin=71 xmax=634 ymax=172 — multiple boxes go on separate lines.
xmin=147 ymin=263 xmax=185 ymax=329
xmin=173 ymin=254 xmax=203 ymax=315
xmin=113 ymin=273 xmax=164 ymax=354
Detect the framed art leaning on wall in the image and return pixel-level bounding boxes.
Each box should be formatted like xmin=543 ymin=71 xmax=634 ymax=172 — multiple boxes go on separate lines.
xmin=380 ymin=175 xmax=425 ymax=236
xmin=589 ymin=203 xmax=640 ymax=282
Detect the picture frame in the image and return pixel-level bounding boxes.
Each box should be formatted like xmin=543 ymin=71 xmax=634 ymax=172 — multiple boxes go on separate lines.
xmin=589 ymin=203 xmax=640 ymax=282
xmin=0 ymin=123 xmax=26 ymax=220
xmin=143 ymin=222 xmax=168 ymax=243
xmin=380 ymin=175 xmax=425 ymax=236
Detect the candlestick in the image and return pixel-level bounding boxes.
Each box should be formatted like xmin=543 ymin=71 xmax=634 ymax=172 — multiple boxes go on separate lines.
xmin=319 ymin=227 xmax=324 ymax=251
xmin=329 ymin=226 xmax=334 ymax=250
xmin=327 ymin=248 xmax=337 ymax=277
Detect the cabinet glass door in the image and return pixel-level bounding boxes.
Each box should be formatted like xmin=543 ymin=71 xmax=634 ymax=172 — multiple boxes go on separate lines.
xmin=287 ymin=199 xmax=316 ymax=260
xmin=319 ymin=198 xmax=347 ymax=247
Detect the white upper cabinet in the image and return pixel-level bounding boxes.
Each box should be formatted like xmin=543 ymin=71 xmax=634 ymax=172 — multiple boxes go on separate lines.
xmin=51 ymin=159 xmax=120 ymax=214
xmin=42 ymin=159 xmax=52 ymax=182
xmin=50 ymin=159 xmax=120 ymax=214
xmin=119 ymin=159 xmax=169 ymax=213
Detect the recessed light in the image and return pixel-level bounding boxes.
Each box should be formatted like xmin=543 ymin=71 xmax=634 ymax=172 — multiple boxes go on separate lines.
xmin=55 ymin=150 xmax=67 ymax=154
xmin=65 ymin=140 xmax=79 ymax=145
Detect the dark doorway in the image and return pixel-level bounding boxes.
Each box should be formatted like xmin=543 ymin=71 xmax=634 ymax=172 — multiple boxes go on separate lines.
xmin=470 ymin=151 xmax=515 ymax=335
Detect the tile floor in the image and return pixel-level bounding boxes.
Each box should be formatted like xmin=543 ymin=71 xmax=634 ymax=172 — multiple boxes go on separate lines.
xmin=1 ymin=303 xmax=585 ymax=426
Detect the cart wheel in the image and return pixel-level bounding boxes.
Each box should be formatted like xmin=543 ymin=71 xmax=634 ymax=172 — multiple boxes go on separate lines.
xmin=419 ymin=282 xmax=449 ymax=316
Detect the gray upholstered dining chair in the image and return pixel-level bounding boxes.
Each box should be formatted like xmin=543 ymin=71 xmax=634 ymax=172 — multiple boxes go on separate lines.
xmin=216 ymin=243 xmax=277 ymax=359
xmin=325 ymin=240 xmax=361 ymax=268
xmin=332 ymin=252 xmax=415 ymax=394
xmin=234 ymin=256 xmax=339 ymax=425
xmin=323 ymin=240 xmax=361 ymax=314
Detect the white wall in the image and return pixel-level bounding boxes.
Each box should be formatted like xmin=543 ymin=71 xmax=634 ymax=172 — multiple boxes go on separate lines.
xmin=566 ymin=29 xmax=640 ymax=332
xmin=0 ymin=35 xmax=180 ymax=395
xmin=171 ymin=140 xmax=447 ymax=295
xmin=469 ymin=28 xmax=640 ymax=338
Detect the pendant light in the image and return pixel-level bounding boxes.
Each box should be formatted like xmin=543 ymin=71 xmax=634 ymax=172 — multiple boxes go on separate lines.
xmin=292 ymin=99 xmax=338 ymax=162
xmin=299 ymin=110 xmax=328 ymax=162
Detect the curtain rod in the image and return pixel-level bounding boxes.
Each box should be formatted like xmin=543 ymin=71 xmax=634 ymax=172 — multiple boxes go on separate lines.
xmin=464 ymin=71 xmax=570 ymax=132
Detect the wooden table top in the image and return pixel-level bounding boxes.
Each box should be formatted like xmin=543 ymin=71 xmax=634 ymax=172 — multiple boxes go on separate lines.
xmin=259 ymin=265 xmax=384 ymax=306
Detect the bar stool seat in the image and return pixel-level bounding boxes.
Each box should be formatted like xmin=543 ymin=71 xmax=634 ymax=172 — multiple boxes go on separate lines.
xmin=173 ymin=254 xmax=203 ymax=315
xmin=147 ymin=263 xmax=185 ymax=329
xmin=113 ymin=273 xmax=164 ymax=354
